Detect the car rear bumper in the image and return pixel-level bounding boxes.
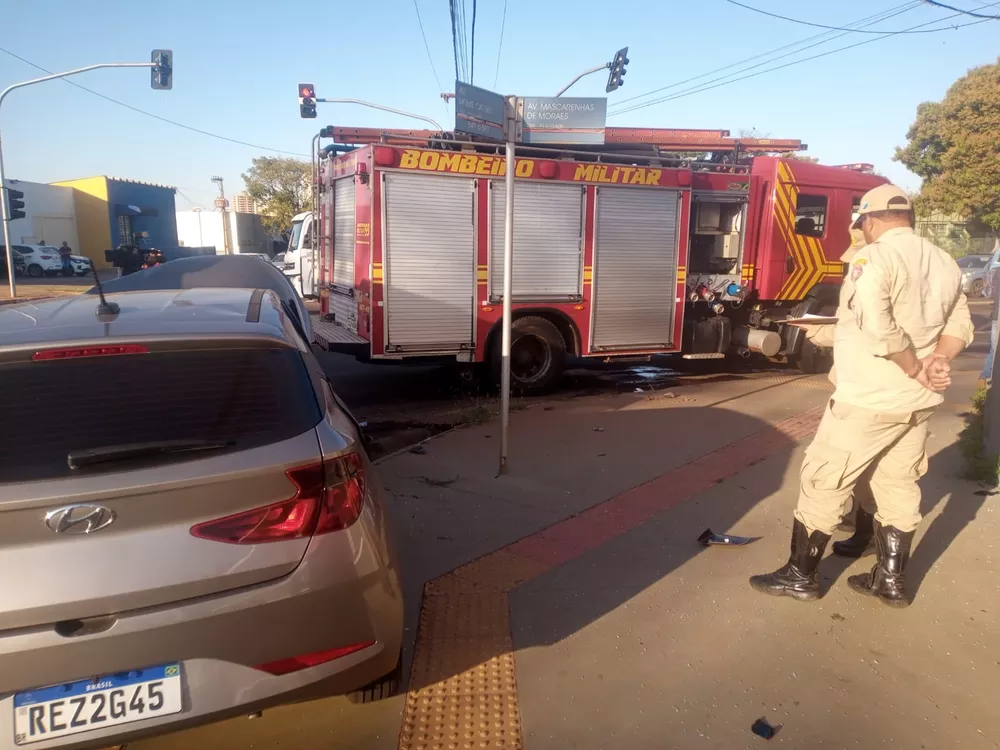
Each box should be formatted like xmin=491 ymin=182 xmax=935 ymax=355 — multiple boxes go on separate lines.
xmin=0 ymin=520 xmax=403 ymax=750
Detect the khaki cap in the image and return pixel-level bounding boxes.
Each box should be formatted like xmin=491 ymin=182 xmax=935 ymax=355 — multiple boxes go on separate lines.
xmin=851 ymin=183 xmax=913 ymax=228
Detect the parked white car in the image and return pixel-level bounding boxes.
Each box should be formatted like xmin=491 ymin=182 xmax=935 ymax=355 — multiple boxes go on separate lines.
xmin=67 ymin=254 xmax=92 ymax=276
xmin=13 ymin=245 xmax=63 ymax=277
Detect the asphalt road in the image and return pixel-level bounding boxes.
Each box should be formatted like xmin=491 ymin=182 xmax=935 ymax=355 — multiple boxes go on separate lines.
xmin=321 ymin=298 xmax=993 ymax=414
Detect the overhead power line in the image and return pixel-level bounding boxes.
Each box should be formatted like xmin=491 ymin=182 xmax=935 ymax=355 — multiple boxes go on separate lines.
xmin=610 ymin=2 xmax=922 ymax=112
xmin=449 ymin=0 xmax=461 ymax=82
xmin=723 ymin=0 xmax=978 ymax=32
xmin=610 ymin=3 xmax=998 ymax=117
xmin=455 ymin=0 xmax=469 ymax=82
xmin=493 ymin=0 xmax=508 ymax=89
xmin=0 ymin=46 xmax=308 ymax=157
xmin=471 ymin=0 xmax=478 ymax=84
xmin=412 ymin=0 xmax=446 ymax=96
xmin=922 ymin=0 xmax=1000 ymax=17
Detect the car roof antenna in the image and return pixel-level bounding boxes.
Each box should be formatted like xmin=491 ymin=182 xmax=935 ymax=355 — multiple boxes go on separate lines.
xmin=91 ymin=265 xmax=120 ymax=319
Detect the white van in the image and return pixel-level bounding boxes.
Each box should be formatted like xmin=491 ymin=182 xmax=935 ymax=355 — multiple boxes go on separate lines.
xmin=283 ymin=211 xmax=316 ymax=298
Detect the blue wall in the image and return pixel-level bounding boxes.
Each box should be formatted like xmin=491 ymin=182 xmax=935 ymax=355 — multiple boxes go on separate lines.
xmin=106 ymin=180 xmax=178 ymax=249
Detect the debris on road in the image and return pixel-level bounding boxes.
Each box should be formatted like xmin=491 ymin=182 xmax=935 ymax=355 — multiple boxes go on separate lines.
xmin=420 ymin=476 xmax=458 ymax=488
xmin=831 ymin=612 xmax=847 ymax=622
xmin=697 ymin=528 xmax=758 ymax=546
xmin=751 ymin=718 xmax=780 ymax=740
xmin=409 ymin=444 xmax=427 ymax=455
xmin=593 ymin=427 xmax=605 ymax=432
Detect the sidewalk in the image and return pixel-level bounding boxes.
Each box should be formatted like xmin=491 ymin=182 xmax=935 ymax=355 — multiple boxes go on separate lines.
xmin=133 ymin=360 xmax=996 ymax=750
xmin=0 ymin=273 xmax=111 ymax=306
xmin=385 ymin=363 xmax=995 ymax=750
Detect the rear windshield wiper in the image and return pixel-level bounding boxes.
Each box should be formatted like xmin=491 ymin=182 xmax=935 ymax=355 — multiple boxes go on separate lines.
xmin=68 ymin=440 xmax=232 ymax=470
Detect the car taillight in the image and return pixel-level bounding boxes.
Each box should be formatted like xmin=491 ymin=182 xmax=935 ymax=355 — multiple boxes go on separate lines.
xmin=255 ymin=641 xmax=375 ymax=676
xmin=32 ymin=345 xmax=149 ymax=361
xmin=189 ymin=453 xmax=366 ymax=544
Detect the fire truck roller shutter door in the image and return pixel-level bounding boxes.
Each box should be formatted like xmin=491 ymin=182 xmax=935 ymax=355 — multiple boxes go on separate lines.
xmin=591 ymin=187 xmax=681 ymax=350
xmin=383 ymin=173 xmax=475 ymax=351
xmin=332 ymin=177 xmax=358 ymax=331
xmin=490 ymin=182 xmax=584 ymax=299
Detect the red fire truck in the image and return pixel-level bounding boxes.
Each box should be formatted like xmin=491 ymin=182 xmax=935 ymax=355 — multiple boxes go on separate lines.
xmin=312 ymin=126 xmax=886 ymax=391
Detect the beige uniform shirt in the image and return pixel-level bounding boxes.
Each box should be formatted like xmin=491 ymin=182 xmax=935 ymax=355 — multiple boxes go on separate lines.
xmin=830 ymin=227 xmax=974 ymax=413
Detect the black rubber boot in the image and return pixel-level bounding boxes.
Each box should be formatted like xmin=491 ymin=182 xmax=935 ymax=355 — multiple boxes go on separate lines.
xmin=749 ymin=519 xmax=831 ymax=601
xmin=848 ymin=521 xmax=914 ymax=608
xmin=832 ymin=507 xmax=875 ymax=558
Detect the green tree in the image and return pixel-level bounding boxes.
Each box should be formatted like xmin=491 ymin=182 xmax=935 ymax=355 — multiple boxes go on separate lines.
xmin=895 ymin=58 xmax=1000 ymax=233
xmin=241 ymin=157 xmax=311 ymax=235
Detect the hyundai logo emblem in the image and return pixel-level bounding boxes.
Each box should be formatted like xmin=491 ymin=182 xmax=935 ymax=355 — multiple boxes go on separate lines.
xmin=45 ymin=505 xmax=117 ymax=535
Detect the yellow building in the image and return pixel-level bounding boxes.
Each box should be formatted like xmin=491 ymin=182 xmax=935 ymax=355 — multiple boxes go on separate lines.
xmin=50 ymin=177 xmax=178 ymax=269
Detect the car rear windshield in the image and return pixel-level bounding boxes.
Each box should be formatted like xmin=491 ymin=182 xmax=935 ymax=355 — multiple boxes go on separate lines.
xmin=0 ymin=347 xmax=321 ymax=483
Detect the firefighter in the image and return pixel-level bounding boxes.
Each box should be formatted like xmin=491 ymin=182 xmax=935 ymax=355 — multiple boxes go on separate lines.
xmin=797 ymin=221 xmax=879 ymax=558
xmin=750 ymin=184 xmax=974 ymax=607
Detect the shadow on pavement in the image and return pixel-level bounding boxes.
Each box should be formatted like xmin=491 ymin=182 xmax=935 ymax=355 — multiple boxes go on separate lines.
xmin=392 ymin=403 xmax=801 ymax=694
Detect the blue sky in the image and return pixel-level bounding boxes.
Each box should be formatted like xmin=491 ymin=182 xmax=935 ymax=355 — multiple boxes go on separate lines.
xmin=0 ymin=0 xmax=997 ymax=208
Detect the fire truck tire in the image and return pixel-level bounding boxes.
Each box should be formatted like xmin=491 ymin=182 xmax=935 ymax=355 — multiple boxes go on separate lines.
xmin=492 ymin=316 xmax=567 ymax=394
xmin=794 ymin=338 xmax=830 ymax=374
xmin=788 ymin=298 xmax=836 ymax=374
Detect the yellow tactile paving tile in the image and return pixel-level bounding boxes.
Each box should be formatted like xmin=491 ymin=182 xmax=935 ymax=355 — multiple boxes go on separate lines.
xmin=424 ymin=550 xmax=551 ymax=596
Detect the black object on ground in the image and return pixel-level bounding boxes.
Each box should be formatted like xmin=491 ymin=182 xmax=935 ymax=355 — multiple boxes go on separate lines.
xmin=409 ymin=444 xmax=427 ymax=455
xmin=697 ymin=528 xmax=758 ymax=546
xmin=751 ymin=718 xmax=780 ymax=740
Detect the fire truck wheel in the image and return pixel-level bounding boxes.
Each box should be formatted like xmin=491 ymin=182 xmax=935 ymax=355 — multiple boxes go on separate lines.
xmin=794 ymin=337 xmax=833 ymax=374
xmin=494 ymin=316 xmax=567 ymax=394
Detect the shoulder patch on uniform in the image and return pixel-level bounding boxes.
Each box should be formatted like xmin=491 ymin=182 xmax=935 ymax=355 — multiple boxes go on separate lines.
xmin=853 ymin=257 xmax=868 ymax=266
xmin=850 ymin=263 xmax=864 ymax=282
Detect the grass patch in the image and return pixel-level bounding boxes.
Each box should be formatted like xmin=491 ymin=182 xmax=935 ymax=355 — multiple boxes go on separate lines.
xmin=958 ymin=384 xmax=1000 ymax=483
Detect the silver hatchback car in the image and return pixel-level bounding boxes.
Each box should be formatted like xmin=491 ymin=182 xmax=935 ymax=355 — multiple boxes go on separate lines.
xmin=0 ymin=281 xmax=403 ymax=749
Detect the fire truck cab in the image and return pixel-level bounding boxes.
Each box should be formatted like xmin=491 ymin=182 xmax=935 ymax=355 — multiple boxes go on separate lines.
xmin=312 ymin=127 xmax=886 ymax=391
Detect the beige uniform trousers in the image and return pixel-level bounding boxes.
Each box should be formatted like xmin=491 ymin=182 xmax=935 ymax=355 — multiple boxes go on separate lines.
xmin=794 ymin=398 xmax=933 ymax=535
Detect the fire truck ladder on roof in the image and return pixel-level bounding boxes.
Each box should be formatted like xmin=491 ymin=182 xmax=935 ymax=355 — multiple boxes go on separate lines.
xmin=326 ymin=126 xmax=806 ymax=155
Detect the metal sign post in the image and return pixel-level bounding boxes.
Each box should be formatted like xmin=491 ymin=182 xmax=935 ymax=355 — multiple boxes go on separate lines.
xmin=499 ymin=135 xmax=515 ymax=475
xmin=450 ymin=83 xmax=609 ymax=473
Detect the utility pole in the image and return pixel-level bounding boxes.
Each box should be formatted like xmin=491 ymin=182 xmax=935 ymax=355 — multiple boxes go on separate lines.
xmin=1 ymin=54 xmax=172 ymax=299
xmin=211 ymin=176 xmax=233 ymax=255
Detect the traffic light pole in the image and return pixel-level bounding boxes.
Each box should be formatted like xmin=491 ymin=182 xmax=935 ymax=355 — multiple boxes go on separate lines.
xmin=315 ymin=99 xmax=444 ymax=131
xmin=554 ymin=64 xmax=612 ymax=97
xmin=0 ymin=62 xmax=158 ymax=299
xmin=311 ymin=132 xmax=321 ymax=299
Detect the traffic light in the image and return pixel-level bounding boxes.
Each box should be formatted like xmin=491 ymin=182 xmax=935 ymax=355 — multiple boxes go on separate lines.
xmin=299 ymin=83 xmax=317 ymax=119
xmin=150 ymin=49 xmax=173 ymax=90
xmin=606 ymin=47 xmax=630 ymax=93
xmin=5 ymin=188 xmax=25 ymax=221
